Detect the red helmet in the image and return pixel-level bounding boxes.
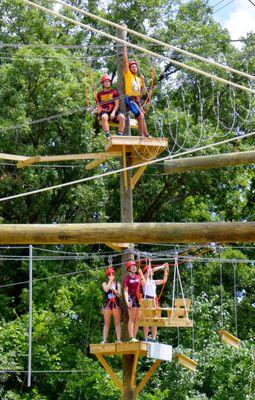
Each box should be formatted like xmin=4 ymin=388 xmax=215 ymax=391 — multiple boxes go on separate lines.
xmin=143 ymin=265 xmax=149 ymax=274
xmin=105 ymin=267 xmax=115 ymax=276
xmin=125 ymin=260 xmax=136 ymax=270
xmin=128 ymin=60 xmax=138 ymax=69
xmin=100 ymin=74 xmax=111 ymax=84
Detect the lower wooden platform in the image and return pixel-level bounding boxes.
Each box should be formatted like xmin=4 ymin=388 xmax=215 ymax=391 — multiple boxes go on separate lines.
xmin=90 ymin=342 xmax=161 ymax=397
xmin=90 ymin=341 xmax=148 ymax=357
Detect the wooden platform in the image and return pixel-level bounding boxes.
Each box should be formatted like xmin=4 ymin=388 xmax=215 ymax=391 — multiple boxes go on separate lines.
xmin=105 ymin=136 xmax=168 ymax=166
xmin=90 ymin=341 xmax=148 ymax=357
xmin=90 ymin=341 xmax=161 ymax=396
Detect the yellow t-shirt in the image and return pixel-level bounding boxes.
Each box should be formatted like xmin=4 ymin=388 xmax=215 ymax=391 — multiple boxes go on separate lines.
xmin=124 ymin=69 xmax=142 ymax=97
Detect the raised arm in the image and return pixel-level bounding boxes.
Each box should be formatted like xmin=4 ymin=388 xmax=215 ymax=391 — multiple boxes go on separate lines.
xmin=123 ymin=45 xmax=129 ymax=73
xmin=154 ymin=263 xmax=169 ymax=285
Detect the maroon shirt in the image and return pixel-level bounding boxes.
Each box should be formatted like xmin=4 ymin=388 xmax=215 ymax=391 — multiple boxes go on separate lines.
xmin=96 ymin=89 xmax=120 ymax=112
xmin=124 ymin=274 xmax=141 ymax=297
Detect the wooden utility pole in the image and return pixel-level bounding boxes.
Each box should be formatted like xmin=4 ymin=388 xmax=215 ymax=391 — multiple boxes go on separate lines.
xmin=164 ymin=150 xmax=255 ymax=175
xmin=0 ymin=222 xmax=254 ymax=244
xmin=117 ymin=25 xmax=136 ymax=400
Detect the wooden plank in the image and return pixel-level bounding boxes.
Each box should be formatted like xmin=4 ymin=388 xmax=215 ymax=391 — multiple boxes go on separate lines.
xmin=17 ymin=156 xmax=41 ymax=169
xmin=90 ymin=342 xmax=148 ymax=356
xmin=85 ymin=156 xmax=108 ymax=170
xmin=174 ymin=298 xmax=191 ymax=309
xmin=0 ymin=222 xmax=255 ymax=244
xmin=0 ymin=153 xmax=27 ymax=161
xmin=34 ymin=152 xmax=122 ymax=162
xmin=218 ymin=330 xmax=241 ymax=348
xmin=176 ymin=353 xmax=197 ymax=372
xmin=164 ymin=150 xmax=255 ymax=175
xmin=122 ymin=146 xmax=128 ymax=190
xmin=138 ymin=318 xmax=193 ymax=328
xmin=105 ymin=242 xmax=130 ymax=252
xmin=105 ymin=136 xmax=168 ymax=154
xmin=130 ymin=351 xmax=139 ymax=388
xmin=135 ymin=359 xmax=161 ymax=396
xmin=131 ymin=165 xmax=147 ymax=189
xmin=95 ymin=353 xmax=124 ymax=393
xmin=109 ymin=119 xmax=138 ymax=129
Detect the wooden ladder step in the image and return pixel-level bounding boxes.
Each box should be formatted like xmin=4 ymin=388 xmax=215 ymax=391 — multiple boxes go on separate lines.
xmin=218 ymin=330 xmax=241 ymax=348
xmin=176 ymin=353 xmax=198 ymax=372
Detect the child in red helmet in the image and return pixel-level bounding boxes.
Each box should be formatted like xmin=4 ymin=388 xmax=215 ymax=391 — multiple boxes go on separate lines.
xmin=96 ymin=75 xmax=125 ymax=139
xmin=123 ymin=260 xmax=145 ymax=342
xmin=123 ymin=46 xmax=150 ymax=137
xmin=142 ymin=261 xmax=169 ymax=342
xmin=101 ymin=267 xmax=122 ymax=343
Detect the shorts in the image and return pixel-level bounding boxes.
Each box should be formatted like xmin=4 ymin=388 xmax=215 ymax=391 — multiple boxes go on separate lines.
xmin=99 ymin=110 xmax=121 ymax=122
xmin=125 ymin=96 xmax=143 ymax=117
xmin=129 ymin=295 xmax=140 ymax=308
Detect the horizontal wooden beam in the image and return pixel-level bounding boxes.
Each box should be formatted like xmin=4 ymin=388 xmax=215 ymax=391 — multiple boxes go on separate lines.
xmin=0 ymin=222 xmax=254 ymax=244
xmin=164 ymin=150 xmax=255 ymax=175
xmin=0 ymin=152 xmax=122 ymax=165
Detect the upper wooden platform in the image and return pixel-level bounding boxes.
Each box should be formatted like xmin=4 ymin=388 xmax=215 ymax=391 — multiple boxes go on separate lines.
xmin=0 ymin=136 xmax=168 ymax=170
xmin=105 ymin=136 xmax=168 ymax=166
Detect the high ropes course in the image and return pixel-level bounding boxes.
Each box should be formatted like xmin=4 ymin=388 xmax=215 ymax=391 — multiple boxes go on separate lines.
xmin=0 ymin=1 xmax=255 ymax=399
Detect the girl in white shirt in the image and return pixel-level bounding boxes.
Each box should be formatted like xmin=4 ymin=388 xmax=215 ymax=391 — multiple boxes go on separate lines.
xmin=142 ymin=262 xmax=169 ymax=342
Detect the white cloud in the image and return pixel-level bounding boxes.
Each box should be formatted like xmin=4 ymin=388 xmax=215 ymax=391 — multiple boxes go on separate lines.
xmin=223 ymin=0 xmax=255 ymax=44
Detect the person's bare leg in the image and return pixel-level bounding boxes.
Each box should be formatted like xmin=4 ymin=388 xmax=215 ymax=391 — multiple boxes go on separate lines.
xmin=102 ymin=309 xmax=112 ymax=342
xmin=128 ymin=308 xmax=135 ymax=338
xmin=101 ymin=114 xmax=110 ymax=133
xmin=137 ymin=114 xmax=148 ymax=136
xmin=133 ymin=308 xmax=141 ymax=338
xmin=112 ymin=307 xmax=121 ymax=341
xmin=117 ymin=114 xmax=125 ymax=133
xmin=151 ymin=326 xmax=157 ymax=340
xmin=143 ymin=326 xmax=149 ymax=340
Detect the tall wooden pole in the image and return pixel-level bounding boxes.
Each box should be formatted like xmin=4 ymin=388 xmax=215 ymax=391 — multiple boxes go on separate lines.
xmin=117 ymin=26 xmax=136 ymax=400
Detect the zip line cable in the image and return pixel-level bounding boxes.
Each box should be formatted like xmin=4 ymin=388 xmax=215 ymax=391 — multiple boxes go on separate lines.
xmin=248 ymin=0 xmax=255 ymax=7
xmin=21 ymin=0 xmax=255 ymax=95
xmin=213 ymin=0 xmax=234 ymax=14
xmin=0 ymin=129 xmax=254 ymax=203
xmin=54 ymin=0 xmax=255 ymax=82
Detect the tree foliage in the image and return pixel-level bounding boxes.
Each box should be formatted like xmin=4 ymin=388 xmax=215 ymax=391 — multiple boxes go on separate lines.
xmin=0 ymin=0 xmax=254 ymax=399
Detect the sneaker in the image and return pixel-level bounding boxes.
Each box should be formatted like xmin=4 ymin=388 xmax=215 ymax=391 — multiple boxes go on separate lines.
xmin=128 ymin=337 xmax=139 ymax=343
xmin=105 ymin=132 xmax=110 ymax=139
xmin=150 ymin=339 xmax=158 ymax=343
xmin=117 ymin=132 xmax=124 ymax=136
xmin=145 ymin=134 xmax=151 ymax=138
xmin=100 ymin=341 xmax=106 ymax=344
xmin=142 ymin=338 xmax=148 ymax=342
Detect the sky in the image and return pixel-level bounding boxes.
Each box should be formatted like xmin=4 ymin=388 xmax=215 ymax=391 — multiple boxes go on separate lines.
xmin=208 ymin=0 xmax=255 ymax=43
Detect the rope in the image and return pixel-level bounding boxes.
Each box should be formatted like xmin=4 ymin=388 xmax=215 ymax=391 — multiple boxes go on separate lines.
xmin=189 ymin=263 xmax=195 ymax=358
xmin=219 ymin=247 xmax=224 ymax=328
xmin=54 ymin=0 xmax=255 ymax=81
xmin=21 ymin=0 xmax=255 ymax=94
xmin=248 ymin=350 xmax=255 ymax=399
xmin=1 ymin=128 xmax=254 ymax=203
xmin=233 ymin=263 xmax=238 ymax=337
